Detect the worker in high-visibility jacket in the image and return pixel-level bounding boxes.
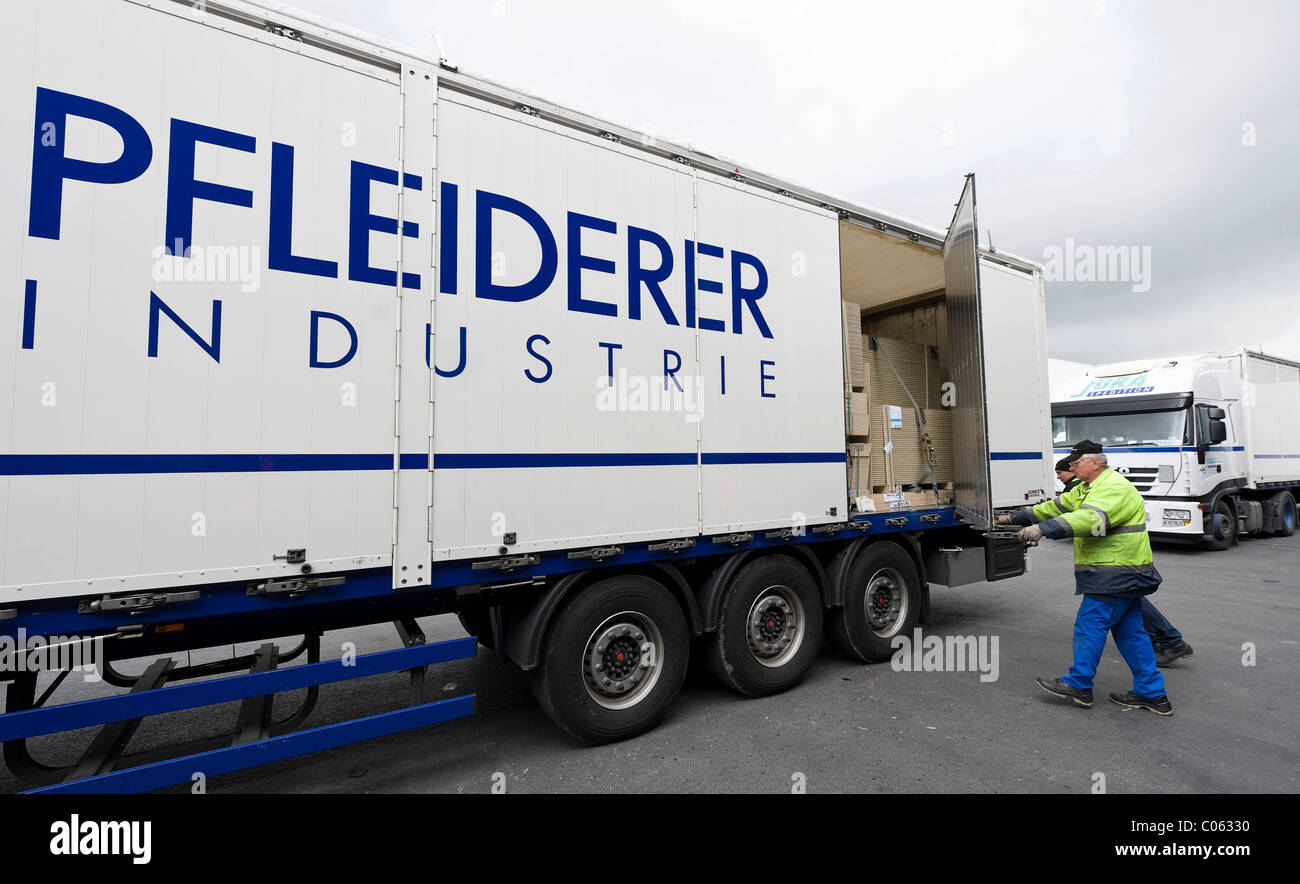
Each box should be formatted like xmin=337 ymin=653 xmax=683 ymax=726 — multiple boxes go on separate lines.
xmin=997 ymin=439 xmax=1173 ymax=715
xmin=1046 ymin=455 xmax=1193 ymax=667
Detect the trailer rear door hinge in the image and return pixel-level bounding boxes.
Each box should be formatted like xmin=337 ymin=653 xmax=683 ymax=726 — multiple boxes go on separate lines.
xmin=79 ymin=590 xmax=201 ymax=614
xmin=711 ymin=532 xmax=754 ymax=545
xmin=246 ymin=576 xmax=345 ymax=597
xmin=471 ymin=554 xmax=540 ymax=573
xmin=647 ymin=538 xmax=696 ymax=553
xmin=567 ymin=545 xmax=624 ymax=562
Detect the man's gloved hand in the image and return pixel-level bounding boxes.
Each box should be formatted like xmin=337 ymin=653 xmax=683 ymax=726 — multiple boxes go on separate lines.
xmin=1018 ymin=524 xmax=1043 ymax=543
xmin=995 ymin=513 xmax=1014 ymax=526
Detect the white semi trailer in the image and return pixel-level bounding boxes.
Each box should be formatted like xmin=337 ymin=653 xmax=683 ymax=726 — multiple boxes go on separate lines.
xmin=1051 ymin=350 xmax=1300 ymax=549
xmin=0 ymin=0 xmax=1053 ymax=789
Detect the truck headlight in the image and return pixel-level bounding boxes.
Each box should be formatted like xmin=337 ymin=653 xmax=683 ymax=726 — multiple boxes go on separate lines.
xmin=1162 ymin=508 xmax=1191 ymax=527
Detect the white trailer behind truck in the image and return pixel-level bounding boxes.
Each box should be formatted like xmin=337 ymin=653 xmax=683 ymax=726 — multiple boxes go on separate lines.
xmin=1051 ymin=350 xmax=1300 ymax=549
xmin=0 ymin=0 xmax=1053 ymax=789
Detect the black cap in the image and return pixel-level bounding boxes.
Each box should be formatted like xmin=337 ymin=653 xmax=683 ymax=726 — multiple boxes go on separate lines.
xmin=1055 ymin=457 xmax=1074 ymax=472
xmin=1067 ymin=439 xmax=1104 ymax=463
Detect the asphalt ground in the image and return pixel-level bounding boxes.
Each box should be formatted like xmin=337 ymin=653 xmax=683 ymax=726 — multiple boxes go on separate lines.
xmin=1 ymin=532 xmax=1296 ymax=796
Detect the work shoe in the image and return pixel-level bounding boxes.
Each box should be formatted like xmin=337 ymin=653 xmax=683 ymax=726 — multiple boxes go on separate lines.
xmin=1155 ymin=641 xmax=1194 ymax=667
xmin=1034 ymin=677 xmax=1093 ymax=707
xmin=1109 ymin=691 xmax=1174 ymax=716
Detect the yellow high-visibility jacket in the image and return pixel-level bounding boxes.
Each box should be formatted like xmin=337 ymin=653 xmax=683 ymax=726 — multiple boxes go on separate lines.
xmin=1011 ymin=468 xmax=1161 ymax=596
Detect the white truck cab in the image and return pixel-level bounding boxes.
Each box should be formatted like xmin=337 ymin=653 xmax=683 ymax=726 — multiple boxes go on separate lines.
xmin=1050 ymin=350 xmax=1300 ymax=549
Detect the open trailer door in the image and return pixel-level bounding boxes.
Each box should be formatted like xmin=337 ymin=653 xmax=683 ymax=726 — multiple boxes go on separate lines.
xmin=944 ymin=175 xmax=993 ymax=529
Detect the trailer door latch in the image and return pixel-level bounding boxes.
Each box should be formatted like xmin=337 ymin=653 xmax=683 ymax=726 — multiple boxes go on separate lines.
xmin=273 ymin=549 xmax=307 ymax=564
xmin=648 ymin=538 xmax=696 ymax=554
xmin=566 ymin=545 xmax=624 ymax=561
xmin=471 ymin=554 xmax=540 ymax=573
xmin=79 ymin=590 xmax=202 ymax=614
xmin=246 ymin=576 xmax=345 ymax=597
xmin=711 ymin=533 xmax=754 ymax=545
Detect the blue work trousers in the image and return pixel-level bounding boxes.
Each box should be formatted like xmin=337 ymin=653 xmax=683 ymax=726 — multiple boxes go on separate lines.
xmin=1062 ymin=594 xmax=1166 ymax=698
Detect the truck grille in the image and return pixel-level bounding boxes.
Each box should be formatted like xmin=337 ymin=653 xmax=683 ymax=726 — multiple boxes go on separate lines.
xmin=1116 ymin=466 xmax=1160 ymax=492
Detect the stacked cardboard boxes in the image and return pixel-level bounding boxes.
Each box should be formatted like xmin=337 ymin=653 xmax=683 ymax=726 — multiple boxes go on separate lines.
xmin=844 ymin=300 xmax=955 ymax=509
xmin=843 ymin=302 xmax=865 ymax=392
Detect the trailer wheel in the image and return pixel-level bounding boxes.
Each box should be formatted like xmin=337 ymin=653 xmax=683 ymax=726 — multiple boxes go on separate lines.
xmin=1270 ymin=491 xmax=1296 ymax=537
xmin=703 ymin=555 xmax=823 ymax=697
xmin=1204 ymin=499 xmax=1238 ymax=551
xmin=530 ymin=575 xmax=688 ymax=744
xmin=828 ymin=542 xmax=921 ymax=663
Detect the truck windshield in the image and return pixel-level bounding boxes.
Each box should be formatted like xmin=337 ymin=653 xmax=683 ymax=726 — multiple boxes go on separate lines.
xmin=1052 ymin=408 xmax=1190 ymax=448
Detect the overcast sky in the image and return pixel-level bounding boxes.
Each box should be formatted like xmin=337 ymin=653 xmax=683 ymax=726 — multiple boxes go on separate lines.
xmin=290 ymin=0 xmax=1300 ymax=365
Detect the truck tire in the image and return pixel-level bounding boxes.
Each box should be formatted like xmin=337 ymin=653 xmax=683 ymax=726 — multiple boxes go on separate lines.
xmin=1270 ymin=491 xmax=1296 ymax=537
xmin=1204 ymin=499 xmax=1237 ymax=551
xmin=703 ymin=554 xmax=823 ymax=697
xmin=827 ymin=542 xmax=921 ymax=663
xmin=529 ymin=574 xmax=688 ymax=744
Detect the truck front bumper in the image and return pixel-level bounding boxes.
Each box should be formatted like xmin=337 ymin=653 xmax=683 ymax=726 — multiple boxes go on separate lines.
xmin=1142 ymin=499 xmax=1205 ymax=539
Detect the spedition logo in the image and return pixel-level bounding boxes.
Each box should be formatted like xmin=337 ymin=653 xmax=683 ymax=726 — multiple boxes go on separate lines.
xmin=1068 ymin=374 xmax=1155 ymax=399
xmin=20 ymin=87 xmax=782 ymax=398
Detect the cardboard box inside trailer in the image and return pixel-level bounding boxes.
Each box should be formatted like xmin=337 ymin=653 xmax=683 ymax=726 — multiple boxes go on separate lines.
xmin=838 ymin=218 xmax=1055 ymax=514
xmin=838 ymin=221 xmax=955 ymax=502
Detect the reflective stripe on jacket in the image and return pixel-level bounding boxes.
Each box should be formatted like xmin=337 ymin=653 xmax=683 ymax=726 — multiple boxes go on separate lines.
xmin=1012 ymin=468 xmax=1160 ymax=596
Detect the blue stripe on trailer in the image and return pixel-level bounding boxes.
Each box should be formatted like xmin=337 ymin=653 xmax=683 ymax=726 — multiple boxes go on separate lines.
xmin=701 ymin=452 xmax=846 ymax=465
xmin=0 ymin=637 xmax=476 ymax=742
xmin=0 ymin=453 xmax=398 ymax=475
xmin=435 ymin=452 xmax=698 ymax=468
xmin=22 ymin=694 xmax=475 ymax=794
xmin=0 ymin=451 xmax=848 ymax=474
xmin=988 ymin=451 xmax=1043 ymax=460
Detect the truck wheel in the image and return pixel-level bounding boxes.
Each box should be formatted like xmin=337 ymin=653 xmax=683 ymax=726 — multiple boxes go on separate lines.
xmin=530 ymin=575 xmax=688 ymax=744
xmin=827 ymin=542 xmax=920 ymax=663
xmin=1204 ymin=499 xmax=1237 ymax=551
xmin=703 ymin=555 xmax=823 ymax=697
xmin=1270 ymin=492 xmax=1296 ymax=537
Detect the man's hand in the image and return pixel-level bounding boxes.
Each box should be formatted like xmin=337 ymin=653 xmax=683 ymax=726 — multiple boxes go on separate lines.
xmin=1018 ymin=524 xmax=1043 ymax=543
xmin=995 ymin=513 xmax=1014 ymax=526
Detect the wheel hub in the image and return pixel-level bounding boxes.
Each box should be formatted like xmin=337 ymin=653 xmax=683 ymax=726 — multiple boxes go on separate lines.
xmin=864 ymin=568 xmax=906 ymax=636
xmin=583 ymin=613 xmax=663 ymax=710
xmin=746 ymin=587 xmax=804 ymax=668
